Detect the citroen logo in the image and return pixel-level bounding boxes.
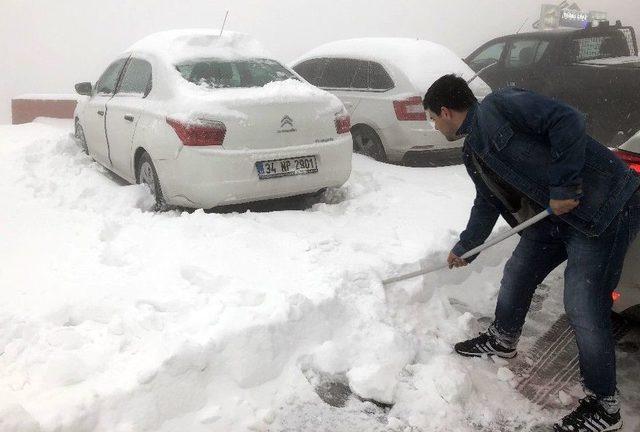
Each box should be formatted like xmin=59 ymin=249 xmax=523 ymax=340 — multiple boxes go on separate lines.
xmin=278 ymin=115 xmax=296 ymax=133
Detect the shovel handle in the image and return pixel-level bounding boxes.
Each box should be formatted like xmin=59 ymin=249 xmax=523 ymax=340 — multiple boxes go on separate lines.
xmin=382 ymin=208 xmax=553 ymax=286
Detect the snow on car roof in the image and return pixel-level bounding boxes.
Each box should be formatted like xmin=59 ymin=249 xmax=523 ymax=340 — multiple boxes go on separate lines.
xmin=126 ymin=29 xmax=272 ymax=64
xmin=293 ymin=38 xmax=490 ymax=95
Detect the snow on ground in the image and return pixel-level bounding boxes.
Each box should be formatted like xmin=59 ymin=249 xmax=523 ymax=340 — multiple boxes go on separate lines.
xmin=0 ymin=119 xmax=634 ymax=432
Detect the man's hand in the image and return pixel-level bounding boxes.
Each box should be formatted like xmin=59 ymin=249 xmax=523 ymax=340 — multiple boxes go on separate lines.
xmin=447 ymin=252 xmax=468 ymax=269
xmin=549 ymin=198 xmax=580 ymax=215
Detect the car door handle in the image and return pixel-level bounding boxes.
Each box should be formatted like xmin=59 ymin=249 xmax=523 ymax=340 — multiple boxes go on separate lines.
xmin=124 ymin=115 xmax=134 ymax=122
xmin=97 ymin=110 xmax=105 ymax=116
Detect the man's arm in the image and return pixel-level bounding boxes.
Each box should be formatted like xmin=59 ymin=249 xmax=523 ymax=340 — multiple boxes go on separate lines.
xmin=489 ymin=89 xmax=586 ymax=203
xmin=450 ymin=188 xmax=500 ymax=267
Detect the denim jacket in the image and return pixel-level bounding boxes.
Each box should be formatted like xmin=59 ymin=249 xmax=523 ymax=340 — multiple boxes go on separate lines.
xmin=452 ymin=87 xmax=640 ymax=260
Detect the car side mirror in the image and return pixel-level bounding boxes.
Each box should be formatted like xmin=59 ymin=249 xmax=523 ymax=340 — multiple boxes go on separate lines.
xmin=75 ymin=82 xmax=93 ymax=96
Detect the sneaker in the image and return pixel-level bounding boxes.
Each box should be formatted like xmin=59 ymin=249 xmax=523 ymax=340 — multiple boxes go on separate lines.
xmin=454 ymin=328 xmax=517 ymax=358
xmin=553 ymin=395 xmax=623 ymax=432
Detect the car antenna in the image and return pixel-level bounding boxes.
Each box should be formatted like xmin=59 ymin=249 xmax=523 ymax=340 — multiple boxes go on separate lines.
xmin=516 ymin=17 xmax=529 ymax=34
xmin=219 ymin=10 xmax=229 ymax=36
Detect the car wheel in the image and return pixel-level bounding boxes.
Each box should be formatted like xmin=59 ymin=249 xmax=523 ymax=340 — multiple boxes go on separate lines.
xmin=352 ymin=125 xmax=387 ymax=162
xmin=137 ymin=152 xmax=167 ymax=210
xmin=75 ymin=121 xmax=89 ymax=154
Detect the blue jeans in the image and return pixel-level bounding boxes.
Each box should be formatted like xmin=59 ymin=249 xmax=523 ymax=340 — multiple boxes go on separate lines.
xmin=493 ymin=190 xmax=640 ymax=397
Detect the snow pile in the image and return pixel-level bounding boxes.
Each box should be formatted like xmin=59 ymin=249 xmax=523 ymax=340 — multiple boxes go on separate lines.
xmin=291 ymin=38 xmax=492 ymax=97
xmin=0 ymin=120 xmax=563 ymax=431
xmin=172 ymin=77 xmax=340 ymax=112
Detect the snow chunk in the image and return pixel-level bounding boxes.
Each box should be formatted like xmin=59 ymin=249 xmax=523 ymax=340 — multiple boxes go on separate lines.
xmin=392 ymin=357 xmax=474 ymax=426
xmin=558 ymin=390 xmax=573 ymax=406
xmin=347 ymin=363 xmax=397 ymax=404
xmin=497 ymin=367 xmax=515 ymax=382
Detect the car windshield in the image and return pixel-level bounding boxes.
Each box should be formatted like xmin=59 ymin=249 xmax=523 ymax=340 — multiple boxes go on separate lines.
xmin=175 ymin=58 xmax=297 ymax=88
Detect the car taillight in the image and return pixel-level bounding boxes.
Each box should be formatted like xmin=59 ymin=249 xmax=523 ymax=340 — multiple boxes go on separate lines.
xmin=166 ymin=118 xmax=226 ymax=146
xmin=612 ymin=291 xmax=621 ymax=302
xmin=393 ymin=97 xmax=427 ymax=121
xmin=335 ymin=114 xmax=351 ymax=134
xmin=614 ymin=149 xmax=640 ymax=173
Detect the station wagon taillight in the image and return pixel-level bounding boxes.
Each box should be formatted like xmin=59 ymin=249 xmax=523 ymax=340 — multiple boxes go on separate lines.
xmin=335 ymin=114 xmax=351 ymax=134
xmin=612 ymin=291 xmax=621 ymax=302
xmin=166 ymin=118 xmax=226 ymax=146
xmin=393 ymin=97 xmax=427 ymax=121
xmin=614 ymin=149 xmax=640 ymax=173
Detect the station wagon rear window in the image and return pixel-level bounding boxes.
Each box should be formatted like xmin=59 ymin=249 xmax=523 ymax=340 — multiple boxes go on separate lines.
xmin=176 ymin=59 xmax=297 ymax=88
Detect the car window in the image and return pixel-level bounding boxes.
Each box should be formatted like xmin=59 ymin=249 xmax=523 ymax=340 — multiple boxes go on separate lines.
xmin=176 ymin=59 xmax=296 ymax=88
xmin=117 ymin=58 xmax=152 ymax=97
xmin=468 ymin=42 xmax=506 ymax=72
xmin=350 ymin=60 xmax=369 ymax=89
xmin=95 ymin=58 xmax=128 ymax=96
xmin=534 ymin=41 xmax=550 ymax=63
xmin=569 ymin=32 xmax=633 ymax=62
xmin=369 ymin=62 xmax=394 ymax=90
xmin=293 ymin=59 xmax=328 ymax=86
xmin=319 ymin=58 xmax=359 ymax=88
xmin=505 ymin=39 xmax=548 ymax=68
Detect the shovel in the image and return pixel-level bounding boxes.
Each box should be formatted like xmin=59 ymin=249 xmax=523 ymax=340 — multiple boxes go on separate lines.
xmin=382 ymin=207 xmax=553 ymax=286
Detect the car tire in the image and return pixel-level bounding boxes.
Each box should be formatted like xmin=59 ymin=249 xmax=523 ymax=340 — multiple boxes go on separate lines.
xmin=137 ymin=152 xmax=167 ymax=211
xmin=75 ymin=121 xmax=89 ymax=155
xmin=352 ymin=125 xmax=387 ymax=162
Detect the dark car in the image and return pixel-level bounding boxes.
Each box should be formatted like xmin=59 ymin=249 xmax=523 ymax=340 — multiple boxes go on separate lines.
xmin=465 ymin=21 xmax=640 ymax=146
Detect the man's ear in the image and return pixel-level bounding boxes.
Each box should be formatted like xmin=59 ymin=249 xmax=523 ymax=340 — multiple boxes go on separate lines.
xmin=440 ymin=107 xmax=452 ymax=119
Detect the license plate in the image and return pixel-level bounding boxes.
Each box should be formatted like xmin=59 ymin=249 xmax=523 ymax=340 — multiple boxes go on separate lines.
xmin=256 ymin=155 xmax=318 ymax=180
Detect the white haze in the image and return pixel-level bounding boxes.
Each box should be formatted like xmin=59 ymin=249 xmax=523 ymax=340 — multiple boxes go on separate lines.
xmin=1 ymin=0 xmax=639 ymax=124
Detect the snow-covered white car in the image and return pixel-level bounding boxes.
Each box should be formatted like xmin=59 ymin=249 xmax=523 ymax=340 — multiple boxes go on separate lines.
xmin=614 ymin=131 xmax=640 ymax=320
xmin=73 ymin=30 xmax=352 ymax=209
xmin=290 ymin=38 xmax=491 ymax=163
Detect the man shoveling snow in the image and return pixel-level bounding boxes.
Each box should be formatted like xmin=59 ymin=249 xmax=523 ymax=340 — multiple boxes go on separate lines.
xmin=423 ymin=75 xmax=640 ymax=431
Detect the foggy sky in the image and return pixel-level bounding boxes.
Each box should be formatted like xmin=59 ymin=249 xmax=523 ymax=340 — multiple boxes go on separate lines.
xmin=1 ymin=0 xmax=638 ymax=124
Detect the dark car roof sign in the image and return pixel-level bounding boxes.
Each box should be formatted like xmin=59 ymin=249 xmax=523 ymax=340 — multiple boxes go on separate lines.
xmin=559 ymin=9 xmax=589 ymax=29
xmin=534 ymin=2 xmax=607 ymax=31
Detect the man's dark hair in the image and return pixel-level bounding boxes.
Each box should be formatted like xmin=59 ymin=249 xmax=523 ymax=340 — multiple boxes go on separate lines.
xmin=423 ymin=74 xmax=477 ymax=115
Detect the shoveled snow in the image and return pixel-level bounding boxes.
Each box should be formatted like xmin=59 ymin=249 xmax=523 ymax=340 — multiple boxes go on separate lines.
xmin=2 ymin=120 xmax=637 ymax=431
